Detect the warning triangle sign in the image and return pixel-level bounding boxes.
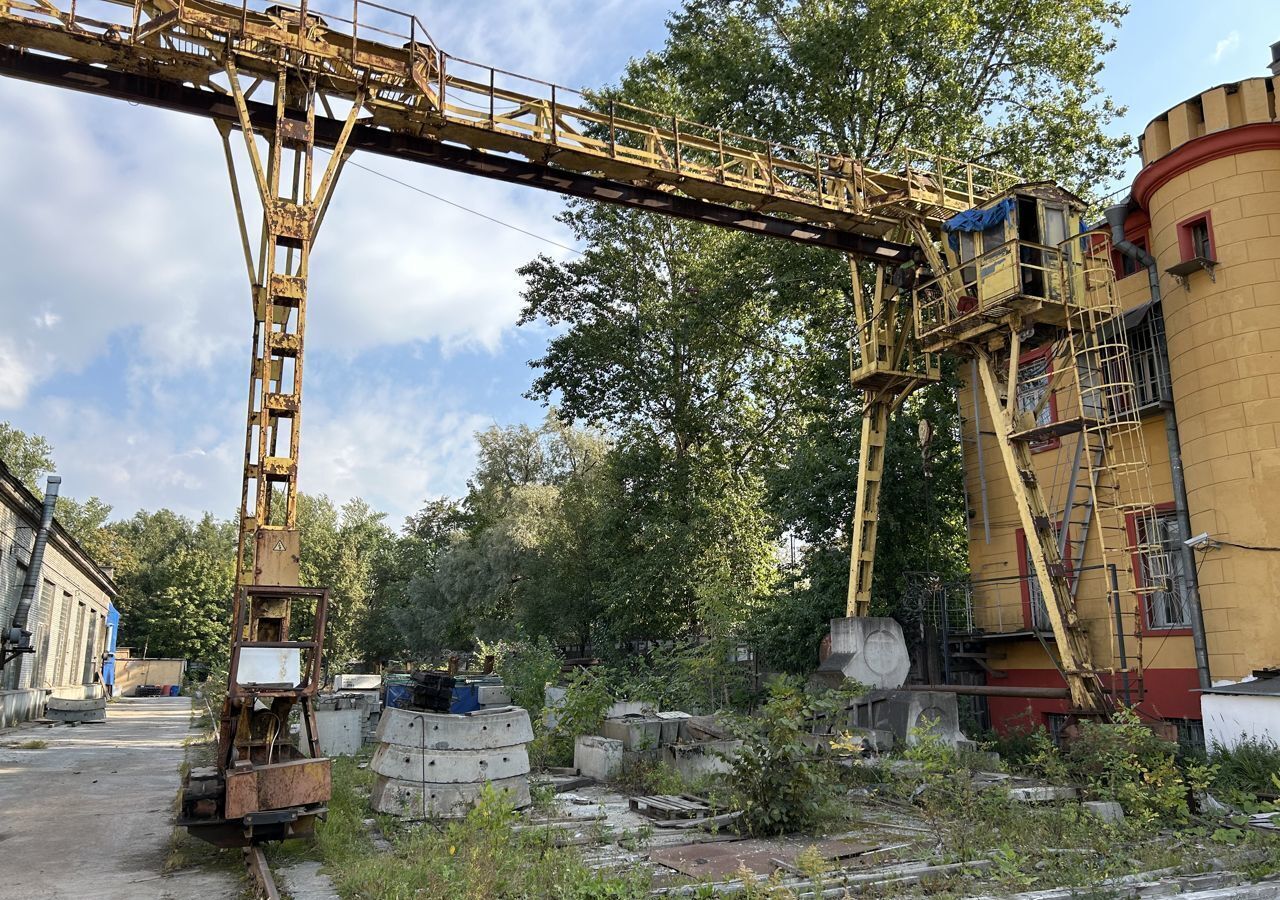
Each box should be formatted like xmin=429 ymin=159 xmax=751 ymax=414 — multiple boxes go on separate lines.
xmin=273 ymin=539 xmax=287 ymax=552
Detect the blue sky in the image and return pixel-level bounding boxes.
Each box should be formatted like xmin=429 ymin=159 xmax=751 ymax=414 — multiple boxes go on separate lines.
xmin=1 ymin=0 xmax=1277 ymax=527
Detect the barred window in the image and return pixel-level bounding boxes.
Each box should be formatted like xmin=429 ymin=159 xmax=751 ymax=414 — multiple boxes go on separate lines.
xmin=1138 ymin=511 xmax=1192 ymax=629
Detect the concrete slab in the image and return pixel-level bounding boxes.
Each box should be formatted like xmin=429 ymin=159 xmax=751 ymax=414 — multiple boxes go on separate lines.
xmin=0 ymin=696 xmax=238 ymax=899
xmin=370 ymin=743 xmax=530 ymax=783
xmin=371 ymin=773 xmax=531 ymax=818
xmin=376 ymin=705 xmax=533 ymax=750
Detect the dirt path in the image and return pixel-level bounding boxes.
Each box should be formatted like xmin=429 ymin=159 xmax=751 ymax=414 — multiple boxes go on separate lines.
xmin=0 ymin=695 xmax=239 ymax=899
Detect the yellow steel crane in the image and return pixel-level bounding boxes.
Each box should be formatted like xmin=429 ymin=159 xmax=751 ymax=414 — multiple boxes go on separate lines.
xmin=0 ymin=0 xmax=1155 ymax=851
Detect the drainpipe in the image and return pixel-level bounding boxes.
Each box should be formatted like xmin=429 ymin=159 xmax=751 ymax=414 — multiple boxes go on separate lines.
xmin=1 ymin=476 xmax=61 ymax=670
xmin=1105 ymin=205 xmax=1212 ymax=691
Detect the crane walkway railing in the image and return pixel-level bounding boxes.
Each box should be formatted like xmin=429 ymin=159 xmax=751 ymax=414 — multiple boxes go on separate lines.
xmin=0 ymin=0 xmax=1016 ymax=233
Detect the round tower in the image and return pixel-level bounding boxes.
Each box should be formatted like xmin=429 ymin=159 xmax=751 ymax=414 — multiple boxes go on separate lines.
xmin=1131 ymin=75 xmax=1280 ymax=682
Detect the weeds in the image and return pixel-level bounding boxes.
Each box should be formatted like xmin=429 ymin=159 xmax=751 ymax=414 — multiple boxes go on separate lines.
xmin=612 ymin=758 xmax=687 ymax=795
xmin=314 ymin=757 xmax=650 ymax=899
xmin=11 ymin=739 xmax=48 ymax=749
xmin=723 ymin=676 xmax=863 ymax=836
xmin=1209 ymin=737 xmax=1280 ymax=803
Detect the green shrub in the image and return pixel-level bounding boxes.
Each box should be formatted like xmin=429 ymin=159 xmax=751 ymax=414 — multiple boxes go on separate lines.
xmin=1065 ymin=707 xmax=1211 ymax=825
xmin=723 ymin=676 xmax=860 ymax=836
xmin=482 ymin=636 xmax=563 ymax=718
xmin=530 ymin=669 xmax=613 ymax=768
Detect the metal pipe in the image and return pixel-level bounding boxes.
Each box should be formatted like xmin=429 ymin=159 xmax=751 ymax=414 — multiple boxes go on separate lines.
xmin=3 ymin=475 xmax=61 ymax=669
xmin=1109 ymin=563 xmax=1132 ymax=705
xmin=894 ymin=684 xmax=1070 ymax=699
xmin=1105 ymin=204 xmax=1211 ymax=691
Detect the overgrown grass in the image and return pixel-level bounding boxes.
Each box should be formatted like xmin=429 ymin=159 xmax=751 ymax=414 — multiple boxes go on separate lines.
xmin=1210 ymin=738 xmax=1280 ymax=803
xmin=11 ymin=739 xmax=48 ymax=749
xmin=890 ymin=725 xmax=1280 ymax=892
xmin=164 ymin=699 xmax=242 ymax=881
xmin=313 ymin=755 xmax=652 ymax=899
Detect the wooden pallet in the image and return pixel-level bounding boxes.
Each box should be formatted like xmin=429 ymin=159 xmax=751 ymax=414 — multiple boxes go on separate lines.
xmin=628 ymin=794 xmax=713 ymax=821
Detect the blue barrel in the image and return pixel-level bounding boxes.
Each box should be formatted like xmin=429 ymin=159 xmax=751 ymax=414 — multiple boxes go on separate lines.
xmin=168 ymin=684 xmax=180 ymax=697
xmin=386 ymin=683 xmax=413 ymax=709
xmin=450 ymin=683 xmax=480 ymax=714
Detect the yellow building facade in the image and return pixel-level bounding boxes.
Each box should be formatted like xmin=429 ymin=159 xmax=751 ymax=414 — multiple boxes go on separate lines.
xmin=955 ymin=76 xmax=1280 ymax=735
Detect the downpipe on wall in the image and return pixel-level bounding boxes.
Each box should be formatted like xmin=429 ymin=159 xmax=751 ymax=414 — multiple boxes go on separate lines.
xmin=1 ymin=475 xmax=61 ymax=671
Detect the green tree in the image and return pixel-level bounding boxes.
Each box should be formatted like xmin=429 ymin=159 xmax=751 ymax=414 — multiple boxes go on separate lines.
xmin=520 ymin=207 xmax=791 ymax=646
xmin=111 ymin=511 xmax=236 ymax=664
xmin=297 ymin=493 xmax=394 ymax=667
xmin=0 ymin=420 xmax=54 ymax=490
xmin=526 ymin=0 xmax=1130 ymax=667
xmin=0 ymin=421 xmax=126 ymax=568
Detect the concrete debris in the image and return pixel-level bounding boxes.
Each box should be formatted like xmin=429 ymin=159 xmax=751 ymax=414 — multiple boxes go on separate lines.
xmin=45 ymin=695 xmax=106 ymax=724
xmin=1082 ymin=799 xmax=1125 ymax=823
xmin=1007 ymin=785 xmax=1081 ymax=803
xmin=813 ymin=616 xmax=912 ymax=690
xmin=370 ymin=705 xmax=533 ymax=818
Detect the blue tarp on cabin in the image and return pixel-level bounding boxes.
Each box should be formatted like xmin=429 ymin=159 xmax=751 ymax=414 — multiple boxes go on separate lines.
xmin=943 ymin=198 xmax=1016 ymax=249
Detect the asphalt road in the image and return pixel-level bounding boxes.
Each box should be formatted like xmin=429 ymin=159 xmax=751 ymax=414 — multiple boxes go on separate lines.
xmin=0 ymin=695 xmax=239 ymax=899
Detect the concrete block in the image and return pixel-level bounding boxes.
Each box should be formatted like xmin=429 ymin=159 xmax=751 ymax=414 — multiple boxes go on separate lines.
xmin=666 ymin=739 xmax=740 ymax=781
xmin=314 ymin=706 xmax=363 ymax=757
xmin=46 ymin=696 xmax=107 ymax=724
xmin=606 ymin=700 xmax=652 ymax=718
xmin=370 ymin=773 xmax=530 ymax=818
xmin=654 ymin=712 xmax=689 ymax=745
xmin=574 ymin=735 xmax=623 ymax=781
xmin=371 ymin=743 xmax=529 ymax=783
xmin=1083 ymin=800 xmax=1125 ymax=823
xmin=476 ymin=684 xmax=510 ymax=707
xmin=815 ymin=617 xmax=911 ymax=689
xmin=850 ymin=689 xmax=964 ymax=746
xmin=1008 ymin=785 xmax=1079 ymax=802
xmin=376 ymin=705 xmax=533 ymax=750
xmin=600 ymin=716 xmax=664 ymax=750
xmin=333 ymin=674 xmax=381 ymax=690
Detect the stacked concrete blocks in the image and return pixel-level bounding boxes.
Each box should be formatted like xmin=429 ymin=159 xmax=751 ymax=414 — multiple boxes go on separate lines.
xmin=370 ymin=705 xmax=534 ymax=818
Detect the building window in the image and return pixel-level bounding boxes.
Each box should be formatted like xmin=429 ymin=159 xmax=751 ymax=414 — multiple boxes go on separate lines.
xmin=1022 ymin=537 xmax=1052 ymax=631
xmin=1177 ymin=212 xmax=1216 ymax=262
xmin=1134 ymin=509 xmax=1192 ymax=630
xmin=1113 ymin=236 xmax=1149 ymax=279
xmin=1016 ymin=346 xmax=1059 ymax=451
xmin=1125 ymin=308 xmax=1172 ymax=411
xmin=1017 ymin=527 xmax=1071 ymax=632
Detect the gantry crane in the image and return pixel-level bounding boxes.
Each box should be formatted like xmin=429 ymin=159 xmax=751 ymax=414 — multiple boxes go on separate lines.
xmin=0 ymin=0 xmax=1155 ymax=847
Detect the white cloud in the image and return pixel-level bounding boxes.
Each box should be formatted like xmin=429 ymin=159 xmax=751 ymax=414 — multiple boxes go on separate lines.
xmin=1210 ymin=31 xmax=1240 ymax=64
xmin=0 ymin=0 xmax=679 ymax=521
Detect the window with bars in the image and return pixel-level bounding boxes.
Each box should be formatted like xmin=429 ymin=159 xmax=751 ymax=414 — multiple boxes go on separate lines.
xmin=1127 ymin=309 xmax=1171 ymax=411
xmin=1023 ymin=539 xmax=1053 ymax=631
xmin=1015 ymin=348 xmax=1058 ymax=450
xmin=1138 ymin=510 xmax=1192 ymax=629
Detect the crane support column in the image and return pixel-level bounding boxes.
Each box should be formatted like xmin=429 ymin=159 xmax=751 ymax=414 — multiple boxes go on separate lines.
xmin=846 ymin=253 xmax=940 ymax=617
xmin=179 ymin=53 xmax=364 ymax=848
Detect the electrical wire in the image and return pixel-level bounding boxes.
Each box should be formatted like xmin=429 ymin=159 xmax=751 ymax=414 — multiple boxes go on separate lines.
xmin=342 ymin=157 xmax=583 ymax=255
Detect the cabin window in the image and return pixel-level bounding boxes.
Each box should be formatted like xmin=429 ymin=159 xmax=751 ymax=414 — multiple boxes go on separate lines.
xmin=1043 ymin=205 xmax=1068 ymax=248
xmin=958 ymin=231 xmax=978 ymax=289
